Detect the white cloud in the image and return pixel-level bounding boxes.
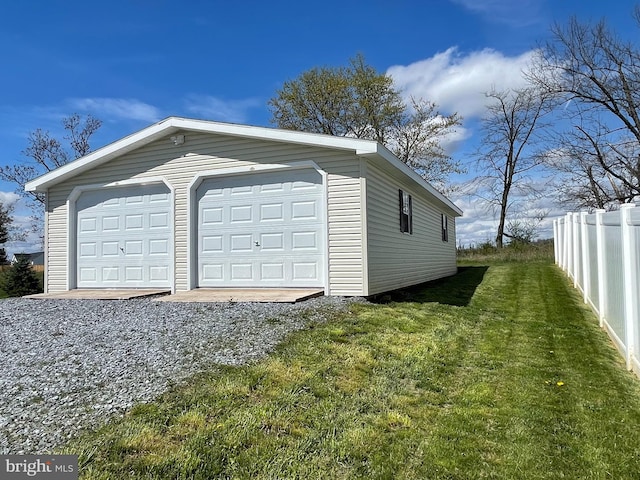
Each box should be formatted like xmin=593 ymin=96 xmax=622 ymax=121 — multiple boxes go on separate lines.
xmin=69 ymin=98 xmax=162 ymax=123
xmin=453 ymin=197 xmax=560 ymax=247
xmin=5 ymin=235 xmax=43 ymax=257
xmin=389 ymin=47 xmax=563 ymax=243
xmin=388 ymin=47 xmax=537 ymax=119
xmin=0 ymin=191 xmax=20 ymax=207
xmin=184 ymin=95 xmax=261 ymax=124
xmin=450 ymin=177 xmax=562 ymax=246
xmin=441 ymin=125 xmax=471 ymax=156
xmin=0 ymin=200 xmax=42 ymax=257
xmin=449 ymin=0 xmax=544 ymax=27
xmin=450 ymin=179 xmax=499 ymax=246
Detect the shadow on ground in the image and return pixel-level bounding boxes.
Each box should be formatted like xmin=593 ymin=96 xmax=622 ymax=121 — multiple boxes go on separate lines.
xmin=369 ymin=266 xmax=489 ymax=307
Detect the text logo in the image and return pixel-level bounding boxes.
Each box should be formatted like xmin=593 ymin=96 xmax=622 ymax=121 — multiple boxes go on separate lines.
xmin=0 ymin=455 xmax=78 ymax=479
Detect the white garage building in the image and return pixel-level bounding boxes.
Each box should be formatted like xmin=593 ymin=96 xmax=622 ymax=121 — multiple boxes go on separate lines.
xmin=26 ymin=117 xmax=462 ymax=297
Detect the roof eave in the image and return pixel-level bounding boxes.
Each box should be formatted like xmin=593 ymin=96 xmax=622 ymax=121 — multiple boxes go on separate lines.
xmin=360 ymin=144 xmax=463 ymax=217
xmin=25 ymin=117 xmax=380 ymax=192
xmin=25 ymin=119 xmax=181 ymax=192
xmin=24 ymin=117 xmax=462 ymax=218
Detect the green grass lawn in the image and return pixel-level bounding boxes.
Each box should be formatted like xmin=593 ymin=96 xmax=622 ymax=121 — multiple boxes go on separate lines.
xmin=63 ymin=261 xmax=640 ymax=479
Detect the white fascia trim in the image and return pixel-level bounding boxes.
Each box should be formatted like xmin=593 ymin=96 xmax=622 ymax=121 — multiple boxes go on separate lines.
xmin=186 ymin=160 xmax=324 ymax=192
xmin=359 ymin=159 xmax=369 ymax=297
xmin=364 ymin=144 xmax=463 ymax=217
xmin=27 ymin=115 xmax=460 ymax=217
xmin=44 ymin=192 xmax=49 ymax=294
xmin=67 ymin=176 xmax=174 ymax=202
xmin=26 ymin=117 xmax=379 ymax=192
xmin=171 ymin=117 xmax=379 ymax=153
xmin=66 ymin=176 xmax=176 ymax=292
xmin=27 ymin=121 xmax=181 ymax=192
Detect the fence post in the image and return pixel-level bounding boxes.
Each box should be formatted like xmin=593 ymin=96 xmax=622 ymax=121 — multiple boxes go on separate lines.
xmin=572 ymin=212 xmax=580 ymax=287
xmin=580 ymin=211 xmax=590 ymax=303
xmin=557 ymin=218 xmax=564 ymax=267
xmin=564 ymin=213 xmax=571 ymax=273
xmin=565 ymin=213 xmax=573 ymax=277
xmin=595 ymin=209 xmax=606 ymax=328
xmin=553 ymin=219 xmax=559 ymax=265
xmin=621 ymin=204 xmax=638 ymax=370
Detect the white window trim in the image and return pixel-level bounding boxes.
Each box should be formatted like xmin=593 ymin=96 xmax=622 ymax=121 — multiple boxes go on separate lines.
xmin=399 ymin=189 xmax=413 ymax=235
xmin=442 ymin=213 xmax=449 ymax=242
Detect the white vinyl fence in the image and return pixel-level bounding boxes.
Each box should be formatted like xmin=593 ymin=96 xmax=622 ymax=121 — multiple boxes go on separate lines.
xmin=554 ymin=204 xmax=640 ymax=374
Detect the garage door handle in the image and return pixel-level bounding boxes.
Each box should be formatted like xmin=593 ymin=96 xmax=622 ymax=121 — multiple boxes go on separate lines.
xmin=120 ymin=247 xmax=125 ymax=253
xmin=254 ymin=241 xmax=260 ymax=247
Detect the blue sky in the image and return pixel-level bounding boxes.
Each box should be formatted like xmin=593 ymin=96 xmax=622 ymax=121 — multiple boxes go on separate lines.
xmin=1 ymin=0 xmax=639 ymax=253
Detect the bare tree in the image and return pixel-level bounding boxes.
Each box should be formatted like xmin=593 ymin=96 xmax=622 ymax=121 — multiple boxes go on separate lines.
xmin=0 ymin=114 xmax=101 ymax=231
xmin=543 ymin=111 xmax=637 ymax=210
xmin=0 ymin=201 xmax=26 ymax=264
xmin=528 ymin=13 xmax=640 ymax=206
xmin=505 ymin=210 xmax=547 ymax=245
xmin=476 ymin=87 xmax=552 ymax=248
xmin=62 ymin=114 xmax=102 ymax=159
xmin=389 ymin=98 xmax=463 ymax=188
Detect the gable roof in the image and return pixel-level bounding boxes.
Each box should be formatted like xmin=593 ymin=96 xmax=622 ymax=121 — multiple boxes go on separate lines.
xmin=25 ymin=117 xmax=462 ymax=216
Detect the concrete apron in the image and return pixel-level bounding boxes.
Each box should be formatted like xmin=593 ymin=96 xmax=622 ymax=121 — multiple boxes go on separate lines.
xmin=25 ymin=288 xmax=324 ymax=303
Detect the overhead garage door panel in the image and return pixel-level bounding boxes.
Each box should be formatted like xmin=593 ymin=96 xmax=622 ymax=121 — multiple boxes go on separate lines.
xmin=197 ymin=169 xmax=325 ymax=287
xmin=76 ymin=184 xmax=171 ymax=288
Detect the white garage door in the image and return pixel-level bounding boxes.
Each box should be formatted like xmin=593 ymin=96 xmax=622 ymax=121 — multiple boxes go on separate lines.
xmin=76 ymin=184 xmax=172 ymax=288
xmin=197 ymin=169 xmax=325 ymax=287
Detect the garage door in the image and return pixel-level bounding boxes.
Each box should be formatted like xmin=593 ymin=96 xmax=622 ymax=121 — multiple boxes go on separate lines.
xmin=197 ymin=169 xmax=325 ymax=287
xmin=76 ymin=184 xmax=172 ymax=288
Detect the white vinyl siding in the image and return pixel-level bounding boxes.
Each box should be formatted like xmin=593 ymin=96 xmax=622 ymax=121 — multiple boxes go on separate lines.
xmin=365 ymin=163 xmax=457 ymax=295
xmin=44 ymin=132 xmax=365 ymax=294
xmin=326 ymin=162 xmax=365 ymax=296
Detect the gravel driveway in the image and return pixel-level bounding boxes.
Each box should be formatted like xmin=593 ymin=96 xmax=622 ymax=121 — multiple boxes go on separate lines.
xmin=0 ymin=295 xmax=358 ymax=454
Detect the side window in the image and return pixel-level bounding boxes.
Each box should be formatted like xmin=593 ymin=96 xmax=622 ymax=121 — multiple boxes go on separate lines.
xmin=399 ymin=189 xmax=413 ymax=234
xmin=441 ymin=214 xmax=449 ymax=242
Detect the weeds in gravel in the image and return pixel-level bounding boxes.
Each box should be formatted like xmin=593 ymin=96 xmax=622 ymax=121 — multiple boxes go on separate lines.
xmin=63 ymin=262 xmax=640 ymax=479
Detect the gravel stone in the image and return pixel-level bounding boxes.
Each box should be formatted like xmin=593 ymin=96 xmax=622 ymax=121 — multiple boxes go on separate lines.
xmin=0 ymin=295 xmax=363 ymax=454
